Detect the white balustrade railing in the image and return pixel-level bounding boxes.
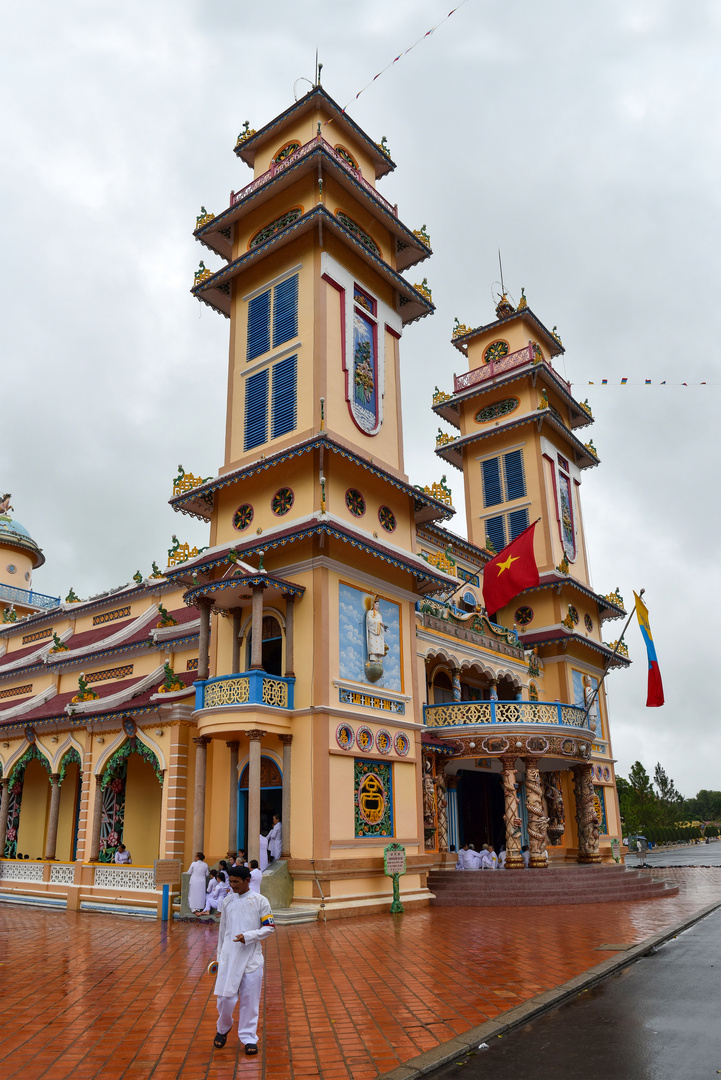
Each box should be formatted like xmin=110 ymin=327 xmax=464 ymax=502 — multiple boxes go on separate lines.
xmin=93 ymin=866 xmax=156 ymax=891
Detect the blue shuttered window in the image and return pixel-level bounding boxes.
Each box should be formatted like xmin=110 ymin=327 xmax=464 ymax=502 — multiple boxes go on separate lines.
xmin=272 ymin=275 xmax=299 ymax=348
xmin=503 ymin=449 xmax=526 ymax=501
xmin=482 ymin=458 xmax=503 ymax=507
xmin=246 ymin=291 xmax=271 ymax=361
xmin=485 ymin=515 xmax=506 ymax=553
xmin=271 ymin=354 xmax=297 ymax=439
xmin=508 ymin=507 xmax=530 ymax=540
xmin=244 ymin=369 xmax=269 ymax=450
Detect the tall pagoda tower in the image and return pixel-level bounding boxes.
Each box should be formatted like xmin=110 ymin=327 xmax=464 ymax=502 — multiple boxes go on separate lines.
xmin=433 ymin=293 xmax=629 ymax=854
xmin=169 ymin=85 xmax=456 ymax=916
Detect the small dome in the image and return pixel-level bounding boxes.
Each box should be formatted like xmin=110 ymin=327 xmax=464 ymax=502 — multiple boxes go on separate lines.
xmin=0 ymin=513 xmax=45 ymax=568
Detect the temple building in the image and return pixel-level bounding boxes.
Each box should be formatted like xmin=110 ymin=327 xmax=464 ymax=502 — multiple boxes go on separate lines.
xmin=0 ymin=85 xmax=628 ymax=918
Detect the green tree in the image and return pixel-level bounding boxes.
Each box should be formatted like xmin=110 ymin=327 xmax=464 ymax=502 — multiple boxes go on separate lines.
xmin=653 ymin=763 xmax=684 ymax=826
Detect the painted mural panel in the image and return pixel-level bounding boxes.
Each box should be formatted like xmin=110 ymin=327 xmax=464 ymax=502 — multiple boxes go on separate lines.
xmin=354 ymin=759 xmax=393 ymax=838
xmin=593 ymin=785 xmax=608 ymax=835
xmin=352 ymin=307 xmax=378 ymax=432
xmin=339 ymin=583 xmax=401 ymax=692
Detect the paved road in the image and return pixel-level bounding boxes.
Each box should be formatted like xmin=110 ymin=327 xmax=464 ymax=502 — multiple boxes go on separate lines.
xmin=429 ymin=907 xmax=721 ymax=1080
xmin=625 ymin=842 xmax=721 ymax=868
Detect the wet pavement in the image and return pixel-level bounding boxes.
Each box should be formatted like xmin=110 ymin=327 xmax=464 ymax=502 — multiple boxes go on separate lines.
xmin=430 ymin=905 xmax=721 ymax=1080
xmin=1 ymin=867 xmax=720 ymax=1079
xmin=625 ymin=840 xmax=721 ymax=869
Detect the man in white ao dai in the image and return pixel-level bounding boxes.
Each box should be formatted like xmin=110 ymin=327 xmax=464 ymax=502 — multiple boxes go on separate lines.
xmin=213 ymin=864 xmax=275 ymax=1056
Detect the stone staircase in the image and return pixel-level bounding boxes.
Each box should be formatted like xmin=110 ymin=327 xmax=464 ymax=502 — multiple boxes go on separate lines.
xmin=427 ymin=865 xmax=679 ymax=906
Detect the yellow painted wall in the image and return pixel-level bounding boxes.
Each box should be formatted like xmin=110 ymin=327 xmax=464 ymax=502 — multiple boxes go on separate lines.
xmin=0 ymin=548 xmax=34 ymax=591
xmin=122 ymin=753 xmax=162 ymax=865
xmin=56 ymin=763 xmax=80 ymax=862
xmin=16 ymin=759 xmax=49 ymax=858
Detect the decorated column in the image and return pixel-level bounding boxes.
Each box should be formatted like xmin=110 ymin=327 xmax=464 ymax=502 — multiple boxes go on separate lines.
xmin=524 ymin=757 xmax=549 ymax=868
xmin=226 ymin=740 xmax=239 ymax=858
xmin=451 ymin=667 xmax=461 ymax=701
xmin=197 ymin=598 xmax=212 ymax=681
xmin=192 ymin=735 xmax=210 ymax=853
xmin=0 ymin=778 xmax=9 ymax=855
xmin=246 ymin=730 xmax=266 ymax=864
xmin=284 ymin=594 xmax=295 ymax=677
xmin=500 ymin=755 xmax=524 ymax=868
xmin=435 ymin=768 xmax=448 ymax=852
xmin=250 ymin=586 xmax=264 ymax=670
xmin=44 ymin=773 xmax=62 ymax=860
xmin=573 ymin=763 xmax=601 ymax=863
xmin=89 ymin=775 xmax=104 ymax=862
xmin=279 ymin=734 xmax=292 ymax=857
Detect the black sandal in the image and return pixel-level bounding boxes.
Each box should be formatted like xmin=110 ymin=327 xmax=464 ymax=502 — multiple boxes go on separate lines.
xmin=214 ymin=1032 xmax=228 ymax=1049
xmin=245 ymin=1044 xmax=258 ymax=1056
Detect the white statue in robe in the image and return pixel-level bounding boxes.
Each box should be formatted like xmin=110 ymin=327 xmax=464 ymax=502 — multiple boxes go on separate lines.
xmin=366 ymin=598 xmax=388 ymax=662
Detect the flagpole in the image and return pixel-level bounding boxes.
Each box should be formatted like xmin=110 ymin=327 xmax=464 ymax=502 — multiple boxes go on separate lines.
xmin=582 ymin=588 xmax=642 ymax=726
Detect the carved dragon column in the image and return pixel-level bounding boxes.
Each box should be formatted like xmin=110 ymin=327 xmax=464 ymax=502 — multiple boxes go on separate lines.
xmin=573 ymin=763 xmax=601 ymax=863
xmin=500 ymin=755 xmax=524 ymax=868
xmin=435 ymin=765 xmax=448 ymax=852
xmin=545 ymin=771 xmax=566 ymax=846
xmin=451 ymin=667 xmax=461 ymax=702
xmin=524 ymin=757 xmax=549 ymax=868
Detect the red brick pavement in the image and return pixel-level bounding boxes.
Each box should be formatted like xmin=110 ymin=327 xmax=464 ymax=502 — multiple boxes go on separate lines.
xmin=1 ymin=868 xmax=720 ymax=1080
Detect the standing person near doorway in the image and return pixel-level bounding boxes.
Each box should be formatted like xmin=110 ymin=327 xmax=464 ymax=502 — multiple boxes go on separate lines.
xmin=267 ymin=815 xmax=282 ymax=861
xmin=187 ymin=851 xmax=209 ymax=913
xmin=213 ymin=865 xmax=275 ymax=1056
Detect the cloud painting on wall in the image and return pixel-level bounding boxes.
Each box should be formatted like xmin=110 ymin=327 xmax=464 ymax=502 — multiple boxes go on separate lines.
xmin=338 ymin=583 xmax=402 ymax=693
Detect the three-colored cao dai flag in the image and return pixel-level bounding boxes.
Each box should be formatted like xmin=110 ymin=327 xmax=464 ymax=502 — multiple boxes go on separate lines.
xmin=634 ymin=591 xmax=664 ymax=707
xmin=482 ymin=521 xmax=539 ymax=614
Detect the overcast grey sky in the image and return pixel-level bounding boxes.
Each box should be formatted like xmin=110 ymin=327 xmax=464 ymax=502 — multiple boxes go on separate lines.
xmin=1 ymin=1 xmax=719 ymax=796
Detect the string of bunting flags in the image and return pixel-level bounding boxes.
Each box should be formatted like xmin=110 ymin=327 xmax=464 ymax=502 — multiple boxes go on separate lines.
xmin=586 ymin=380 xmax=717 ymax=386
xmin=326 ymin=0 xmax=473 ymax=123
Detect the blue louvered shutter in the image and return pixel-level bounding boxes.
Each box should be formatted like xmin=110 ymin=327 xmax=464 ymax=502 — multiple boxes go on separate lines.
xmin=504 ymin=449 xmax=526 ymax=501
xmin=485 ymin=515 xmax=505 ymax=553
xmin=508 ymin=507 xmax=530 ymax=540
xmin=244 ymin=368 xmax=269 ymax=450
xmin=273 ymin=274 xmax=298 ymax=348
xmin=247 ymin=290 xmax=271 ymax=361
xmin=271 ymin=354 xmax=297 ymax=439
xmin=481 ymin=458 xmax=502 ymax=507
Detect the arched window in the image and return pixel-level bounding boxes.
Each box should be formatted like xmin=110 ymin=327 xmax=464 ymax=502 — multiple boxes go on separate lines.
xmin=247 ymin=615 xmax=283 ymax=676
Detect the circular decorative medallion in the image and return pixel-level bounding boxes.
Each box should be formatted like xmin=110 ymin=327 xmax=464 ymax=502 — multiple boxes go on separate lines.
xmin=561 ymin=739 xmax=577 ymax=756
xmin=482 ymin=735 xmax=509 ymax=754
xmin=475 ymin=398 xmax=519 ymax=423
xmin=394 ymin=732 xmax=410 ymax=756
xmin=357 ymin=771 xmax=386 ymax=825
xmin=515 ymin=605 xmax=534 ymax=627
xmin=603 ymin=766 xmax=610 ymax=781
xmin=271 ymin=487 xmax=294 ymax=516
xmin=6 ymin=564 xmax=16 ymax=574
xmin=375 ymin=729 xmax=392 ymax=755
xmin=568 ymin=606 xmax=579 ymax=625
xmin=24 ymin=726 xmax=36 ymax=744
xmin=378 ymin=506 xmax=396 ymax=532
xmin=526 ymin=736 xmax=549 ymax=755
xmin=335 ymin=722 xmax=355 ymax=750
xmin=483 ymin=340 xmax=509 ymax=365
xmin=356 ymin=726 xmax=374 ymax=752
xmin=123 ymin=718 xmax=137 ymax=738
xmin=233 ymin=503 xmax=254 ymax=531
xmin=345 ymin=489 xmax=366 ymax=517
xmin=584 ymin=613 xmax=593 ymax=632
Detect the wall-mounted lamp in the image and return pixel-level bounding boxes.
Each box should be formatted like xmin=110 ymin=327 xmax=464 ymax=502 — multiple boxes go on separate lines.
xmin=2 ymin=742 xmax=9 ymax=749
xmin=96 ymin=736 xmax=105 ymax=744
xmin=155 ymin=729 xmax=164 ymax=737
xmin=51 ymin=735 xmax=58 ymax=743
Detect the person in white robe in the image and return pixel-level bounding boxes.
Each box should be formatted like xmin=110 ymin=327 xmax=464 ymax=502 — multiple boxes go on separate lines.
xmin=258 ymin=833 xmax=269 ymax=871
xmin=479 ymin=845 xmax=493 ymax=870
xmin=521 ymin=844 xmax=530 ymax=868
xmin=187 ymin=851 xmax=209 ymax=913
xmin=249 ymin=860 xmax=263 ymax=894
xmin=213 ymin=866 xmax=275 ymax=1055
xmin=498 ymin=846 xmax=507 ymax=869
xmin=461 ymin=844 xmax=480 ymax=870
xmin=267 ymin=815 xmax=282 ymax=861
xmin=114 ymin=843 xmax=132 ymax=864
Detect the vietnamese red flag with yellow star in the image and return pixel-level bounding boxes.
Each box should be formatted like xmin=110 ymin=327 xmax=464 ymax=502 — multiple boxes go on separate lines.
xmin=482 ymin=521 xmax=540 ymax=615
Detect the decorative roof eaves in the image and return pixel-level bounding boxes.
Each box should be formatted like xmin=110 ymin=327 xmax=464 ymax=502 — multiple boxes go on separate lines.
xmin=233 ymin=86 xmax=396 ymax=176
xmin=516 ymin=576 xmax=626 ymax=619
xmin=433 ymin=363 xmax=591 ymax=430
xmin=451 ymin=307 xmax=565 ymax=357
xmin=435 ymin=412 xmax=599 ymax=471
xmin=183 ymin=575 xmax=305 ymax=606
xmin=196 ymin=145 xmax=425 ymax=259
xmin=524 ymin=630 xmax=631 ymax=666
xmin=169 ymin=433 xmax=454 ymax=521
xmin=191 ymin=206 xmax=434 ymax=324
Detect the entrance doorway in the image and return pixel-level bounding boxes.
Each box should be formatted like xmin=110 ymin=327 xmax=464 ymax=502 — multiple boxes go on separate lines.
xmin=237 ymin=756 xmax=282 ymax=853
xmin=457 ymin=769 xmax=505 ymax=852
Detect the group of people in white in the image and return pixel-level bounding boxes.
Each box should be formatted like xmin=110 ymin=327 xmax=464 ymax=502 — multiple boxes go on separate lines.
xmin=186 ymin=814 xmax=282 ymax=917
xmin=455 ymin=841 xmax=547 ymax=868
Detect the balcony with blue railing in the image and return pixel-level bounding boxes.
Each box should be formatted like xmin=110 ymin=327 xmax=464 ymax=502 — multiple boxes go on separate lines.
xmin=0 ymin=582 xmax=61 ymax=611
xmin=423 ymin=699 xmax=593 ymax=735
xmin=195 ymin=671 xmax=295 ymax=712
